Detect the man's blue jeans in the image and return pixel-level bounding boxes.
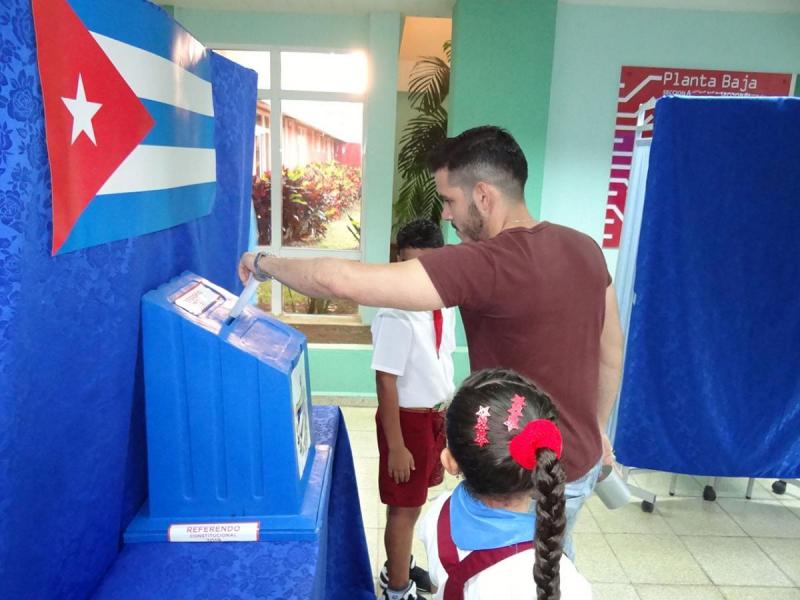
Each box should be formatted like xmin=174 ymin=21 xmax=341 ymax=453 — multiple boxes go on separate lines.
xmin=563 ymin=460 xmax=602 ymax=561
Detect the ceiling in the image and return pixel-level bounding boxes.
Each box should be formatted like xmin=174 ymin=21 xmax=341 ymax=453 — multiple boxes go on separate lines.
xmin=158 ymin=0 xmax=800 ymax=15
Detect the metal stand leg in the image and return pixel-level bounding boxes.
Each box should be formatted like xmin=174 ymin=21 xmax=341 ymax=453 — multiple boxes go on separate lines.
xmin=649 ymin=474 xmax=766 ymax=502
xmin=620 ymin=466 xmax=657 ymax=513
xmin=745 ymin=478 xmax=755 ymax=500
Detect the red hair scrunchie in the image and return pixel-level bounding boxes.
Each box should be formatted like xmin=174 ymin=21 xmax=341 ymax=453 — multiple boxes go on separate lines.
xmin=508 ymin=419 xmax=563 ymax=470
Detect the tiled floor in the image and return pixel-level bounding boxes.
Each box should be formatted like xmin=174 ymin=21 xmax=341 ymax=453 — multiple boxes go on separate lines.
xmin=340 ymin=405 xmax=800 ymax=599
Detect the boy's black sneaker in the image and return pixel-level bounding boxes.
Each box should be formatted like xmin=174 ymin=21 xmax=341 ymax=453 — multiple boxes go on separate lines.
xmin=378 ymin=555 xmax=433 ymax=593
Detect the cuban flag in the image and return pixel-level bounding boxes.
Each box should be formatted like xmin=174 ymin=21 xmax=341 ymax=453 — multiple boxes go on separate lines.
xmin=33 ymin=0 xmax=216 ymax=255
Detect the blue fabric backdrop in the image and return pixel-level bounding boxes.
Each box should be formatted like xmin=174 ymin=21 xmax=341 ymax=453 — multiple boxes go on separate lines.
xmin=0 ymin=1 xmax=256 ymax=597
xmin=615 ymin=96 xmax=800 ymax=478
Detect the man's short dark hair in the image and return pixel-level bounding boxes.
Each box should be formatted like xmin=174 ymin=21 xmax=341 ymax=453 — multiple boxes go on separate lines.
xmin=426 ymin=125 xmax=528 ymax=199
xmin=396 ymin=218 xmax=444 ymax=250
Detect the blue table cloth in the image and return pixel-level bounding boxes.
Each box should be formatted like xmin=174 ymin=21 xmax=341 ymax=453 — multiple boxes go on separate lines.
xmin=92 ymin=406 xmax=374 ymax=600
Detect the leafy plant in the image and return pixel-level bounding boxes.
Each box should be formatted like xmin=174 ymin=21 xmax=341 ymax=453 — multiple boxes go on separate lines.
xmin=394 ymin=41 xmax=451 ymax=230
xmin=345 ymin=210 xmax=361 ymax=243
xmin=252 ymin=162 xmax=362 ymax=246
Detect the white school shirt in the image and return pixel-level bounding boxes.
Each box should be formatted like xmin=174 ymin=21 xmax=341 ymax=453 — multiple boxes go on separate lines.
xmin=370 ymin=307 xmax=456 ymax=409
xmin=418 ymin=491 xmax=593 ymax=600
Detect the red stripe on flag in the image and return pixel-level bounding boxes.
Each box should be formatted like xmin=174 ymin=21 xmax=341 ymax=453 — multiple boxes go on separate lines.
xmin=33 ymin=0 xmax=154 ymax=254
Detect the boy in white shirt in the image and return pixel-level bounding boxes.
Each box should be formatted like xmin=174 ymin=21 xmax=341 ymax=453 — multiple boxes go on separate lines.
xmin=372 ymin=219 xmax=456 ymax=600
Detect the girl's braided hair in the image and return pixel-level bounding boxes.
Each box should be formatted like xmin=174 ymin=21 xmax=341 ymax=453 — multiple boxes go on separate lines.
xmin=445 ymin=368 xmax=567 ymax=600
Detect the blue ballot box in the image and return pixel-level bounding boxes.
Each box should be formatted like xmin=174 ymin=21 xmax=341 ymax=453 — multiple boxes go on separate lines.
xmin=125 ymin=272 xmax=332 ymax=543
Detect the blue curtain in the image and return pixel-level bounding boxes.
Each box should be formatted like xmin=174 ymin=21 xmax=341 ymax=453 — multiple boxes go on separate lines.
xmin=615 ymin=96 xmax=800 ymax=479
xmin=0 ymin=1 xmax=257 ymax=597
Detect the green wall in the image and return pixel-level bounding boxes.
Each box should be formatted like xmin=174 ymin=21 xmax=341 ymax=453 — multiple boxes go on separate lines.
xmin=449 ymin=0 xmax=558 ymax=220
xmin=310 ymin=344 xmax=471 ymax=397
xmin=172 ymin=8 xmax=369 ymax=48
xmin=444 ymin=0 xmax=558 ymax=347
xmin=540 ymin=4 xmax=800 ymax=275
xmin=360 ymin=13 xmax=403 ymax=324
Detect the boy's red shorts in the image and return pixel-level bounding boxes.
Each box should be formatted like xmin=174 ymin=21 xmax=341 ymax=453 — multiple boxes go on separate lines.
xmin=376 ymin=408 xmax=446 ymax=508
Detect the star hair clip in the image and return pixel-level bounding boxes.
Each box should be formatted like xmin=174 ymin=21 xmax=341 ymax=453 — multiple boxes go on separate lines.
xmin=474 ymin=405 xmax=490 ymax=447
xmin=503 ymin=394 xmax=526 ymax=432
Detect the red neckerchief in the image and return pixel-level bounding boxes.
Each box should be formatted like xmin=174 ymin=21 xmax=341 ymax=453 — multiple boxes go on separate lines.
xmin=433 ymin=309 xmax=443 ymax=356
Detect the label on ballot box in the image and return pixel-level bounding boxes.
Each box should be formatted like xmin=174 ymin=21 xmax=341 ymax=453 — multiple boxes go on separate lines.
xmin=292 ymin=355 xmax=311 ymax=477
xmin=173 ymin=282 xmax=224 ymax=316
xmin=168 ymin=521 xmax=260 ymax=542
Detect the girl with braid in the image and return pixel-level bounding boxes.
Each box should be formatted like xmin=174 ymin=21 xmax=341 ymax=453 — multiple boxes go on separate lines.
xmin=417 ymin=369 xmax=591 ymax=600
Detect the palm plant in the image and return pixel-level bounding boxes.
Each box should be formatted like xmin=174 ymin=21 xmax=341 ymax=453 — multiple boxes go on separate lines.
xmin=393 ymin=41 xmax=451 ymax=229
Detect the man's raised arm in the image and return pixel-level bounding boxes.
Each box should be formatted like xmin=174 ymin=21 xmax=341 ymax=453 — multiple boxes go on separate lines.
xmin=238 ymin=252 xmax=445 ymax=311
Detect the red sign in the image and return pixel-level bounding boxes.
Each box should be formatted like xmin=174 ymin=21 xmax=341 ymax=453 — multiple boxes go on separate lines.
xmin=602 ymin=66 xmax=795 ymax=248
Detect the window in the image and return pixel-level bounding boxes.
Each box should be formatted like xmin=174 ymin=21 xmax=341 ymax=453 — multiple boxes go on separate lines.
xmin=280 ymin=51 xmax=366 ymax=94
xmin=280 ymin=99 xmax=362 ymax=252
xmin=216 ymin=49 xmax=366 ymax=317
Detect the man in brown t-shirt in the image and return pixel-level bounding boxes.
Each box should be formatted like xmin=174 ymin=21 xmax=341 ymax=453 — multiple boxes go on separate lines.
xmin=238 ymin=126 xmax=623 ymax=561
xmin=418 ymin=222 xmax=611 ymax=485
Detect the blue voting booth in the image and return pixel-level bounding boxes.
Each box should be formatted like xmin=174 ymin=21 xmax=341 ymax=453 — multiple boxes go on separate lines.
xmin=125 ymin=272 xmax=332 ymax=543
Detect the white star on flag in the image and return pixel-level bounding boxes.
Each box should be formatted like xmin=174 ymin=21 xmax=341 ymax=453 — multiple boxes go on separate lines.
xmin=61 ymin=74 xmax=102 ymax=145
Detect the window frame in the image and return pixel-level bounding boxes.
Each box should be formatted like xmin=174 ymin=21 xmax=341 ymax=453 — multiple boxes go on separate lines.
xmin=215 ymin=44 xmax=367 ymax=316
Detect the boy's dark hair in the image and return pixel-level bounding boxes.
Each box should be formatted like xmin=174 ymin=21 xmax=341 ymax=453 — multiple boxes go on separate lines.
xmin=395 ymin=218 xmax=444 ymax=251
xmin=446 ymin=368 xmax=567 ymax=600
xmin=426 ymin=125 xmax=528 ymax=200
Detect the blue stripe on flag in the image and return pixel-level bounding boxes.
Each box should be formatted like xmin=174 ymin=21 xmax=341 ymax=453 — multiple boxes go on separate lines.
xmin=140 ymin=99 xmax=215 ymax=148
xmin=67 ymin=0 xmax=211 ymax=81
xmin=58 ymin=183 xmax=216 ymax=255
